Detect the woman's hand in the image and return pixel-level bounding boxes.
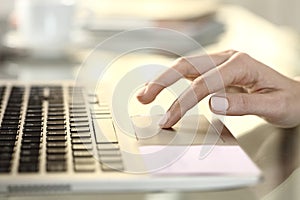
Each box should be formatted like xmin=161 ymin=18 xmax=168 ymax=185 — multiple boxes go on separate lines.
xmin=136 ymin=50 xmax=300 ymax=128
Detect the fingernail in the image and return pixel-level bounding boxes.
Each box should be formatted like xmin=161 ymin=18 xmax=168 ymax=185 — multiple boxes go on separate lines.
xmin=211 ymin=96 xmax=229 ymax=112
xmin=136 ymin=87 xmax=146 ymax=97
xmin=158 ymin=112 xmax=170 ymax=127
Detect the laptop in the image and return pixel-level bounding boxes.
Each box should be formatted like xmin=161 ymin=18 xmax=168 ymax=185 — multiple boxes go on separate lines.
xmin=0 ymin=80 xmax=262 ymax=195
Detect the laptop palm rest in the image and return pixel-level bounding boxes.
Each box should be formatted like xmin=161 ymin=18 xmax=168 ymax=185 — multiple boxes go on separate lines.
xmin=131 ymin=115 xmax=225 ymax=146
xmin=131 ymin=115 xmax=261 ymax=176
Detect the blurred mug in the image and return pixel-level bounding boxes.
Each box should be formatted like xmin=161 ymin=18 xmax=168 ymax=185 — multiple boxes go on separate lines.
xmin=16 ymin=0 xmax=75 ymax=58
xmin=0 ymin=0 xmax=14 ymax=48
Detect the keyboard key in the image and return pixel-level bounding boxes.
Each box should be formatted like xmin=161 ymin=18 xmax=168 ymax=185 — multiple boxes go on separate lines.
xmin=47 ymin=136 xmax=67 ymax=142
xmin=26 ymin=114 xmax=43 ymax=118
xmin=73 ymin=157 xmax=95 ymax=164
xmin=71 ymin=132 xmax=91 ymax=138
xmin=47 ymin=148 xmax=67 ymax=154
xmin=26 ymin=110 xmax=42 ymax=115
xmin=47 ymin=142 xmax=67 ymax=148
xmin=22 ymin=137 xmax=42 ymax=143
xmin=1 ymin=121 xmax=20 ymax=126
xmin=21 ymin=143 xmax=41 ymax=149
xmin=47 ymin=125 xmax=66 ymax=131
xmin=19 ymin=163 xmax=39 ymax=173
xmin=24 ymin=118 xmax=43 ymax=123
xmin=23 ymin=132 xmax=42 ymax=137
xmin=72 ymin=144 xmax=93 ymax=150
xmin=72 ymin=138 xmax=92 ymax=144
xmin=23 ymin=127 xmax=43 ymax=132
xmin=48 ymin=116 xmax=66 ymax=121
xmin=2 ymin=116 xmax=20 ymax=120
xmin=0 ymin=146 xmax=15 ymax=153
xmin=47 ymin=113 xmax=65 ymax=117
xmin=0 ymin=152 xmax=13 ymax=160
xmin=70 ymin=110 xmax=86 ymax=114
xmin=47 ymin=131 xmax=67 ymax=136
xmin=0 ymin=160 xmax=11 ymax=167
xmin=69 ymin=102 xmax=85 ymax=106
xmin=70 ymin=114 xmax=88 ymax=119
xmin=47 ymin=154 xmax=66 ymax=161
xmin=0 ymin=167 xmax=11 ymax=173
xmin=48 ymin=108 xmax=65 ymax=112
xmin=92 ymin=119 xmax=118 ymax=144
xmin=47 ymin=162 xmax=66 ymax=172
xmin=70 ymin=127 xmax=90 ymax=133
xmin=69 ymin=106 xmax=86 ymax=110
xmin=20 ymin=149 xmax=40 ymax=156
xmin=0 ymin=130 xmax=19 ymax=135
xmin=70 ymin=122 xmax=89 ymax=128
xmin=48 ymin=104 xmax=64 ymax=109
xmin=19 ymin=156 xmax=39 ymax=163
xmin=0 ymin=140 xmax=16 ymax=147
xmin=73 ymin=150 xmax=93 ymax=157
xmin=27 ymin=106 xmax=43 ymax=110
xmin=23 ymin=122 xmax=43 ymax=127
xmin=0 ymin=126 xmax=20 ymax=130
xmin=74 ymin=164 xmax=95 ymax=172
xmin=47 ymin=120 xmax=65 ymax=125
xmin=70 ymin=118 xmax=89 ymax=123
xmin=0 ymin=135 xmax=17 ymax=141
xmin=4 ymin=111 xmax=21 ymax=116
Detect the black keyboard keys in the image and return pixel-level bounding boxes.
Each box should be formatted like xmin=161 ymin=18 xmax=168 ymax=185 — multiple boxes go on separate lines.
xmin=0 ymin=86 xmax=22 ymax=173
xmin=18 ymin=86 xmax=43 ymax=173
xmin=69 ymin=87 xmax=95 ymax=172
xmin=46 ymin=86 xmax=67 ymax=172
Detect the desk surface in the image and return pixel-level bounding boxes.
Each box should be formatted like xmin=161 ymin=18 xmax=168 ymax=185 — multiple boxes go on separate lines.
xmin=1 ymin=5 xmax=300 ymax=200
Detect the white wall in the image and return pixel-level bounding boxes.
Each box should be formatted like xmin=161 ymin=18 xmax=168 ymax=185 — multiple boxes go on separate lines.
xmin=222 ymin=0 xmax=300 ymax=32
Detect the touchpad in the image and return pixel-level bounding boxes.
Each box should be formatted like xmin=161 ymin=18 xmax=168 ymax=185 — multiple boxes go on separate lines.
xmin=131 ymin=115 xmax=224 ymax=146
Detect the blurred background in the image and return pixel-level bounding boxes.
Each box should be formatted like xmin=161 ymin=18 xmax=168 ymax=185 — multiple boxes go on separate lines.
xmin=0 ymin=0 xmax=300 ymax=80
xmin=223 ymin=0 xmax=300 ymax=32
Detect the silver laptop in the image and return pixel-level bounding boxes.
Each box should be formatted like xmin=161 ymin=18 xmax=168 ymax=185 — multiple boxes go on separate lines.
xmin=0 ymin=80 xmax=262 ymax=195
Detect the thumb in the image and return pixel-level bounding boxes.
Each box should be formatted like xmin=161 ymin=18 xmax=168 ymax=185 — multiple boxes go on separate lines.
xmin=209 ymin=93 xmax=275 ymax=116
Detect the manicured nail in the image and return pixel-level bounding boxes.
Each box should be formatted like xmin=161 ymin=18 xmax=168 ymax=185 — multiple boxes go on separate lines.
xmin=211 ymin=96 xmax=229 ymax=112
xmin=158 ymin=112 xmax=170 ymax=127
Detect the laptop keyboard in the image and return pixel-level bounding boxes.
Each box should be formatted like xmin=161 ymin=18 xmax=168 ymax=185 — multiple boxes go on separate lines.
xmin=0 ymin=85 xmax=124 ymax=174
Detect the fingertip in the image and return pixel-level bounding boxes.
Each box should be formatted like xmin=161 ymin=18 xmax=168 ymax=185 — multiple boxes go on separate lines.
xmin=158 ymin=110 xmax=181 ymax=129
xmin=136 ymin=87 xmax=146 ymax=98
xmin=136 ymin=82 xmax=165 ymax=104
xmin=136 ymin=86 xmax=153 ymax=104
xmin=136 ymin=94 xmax=155 ymax=104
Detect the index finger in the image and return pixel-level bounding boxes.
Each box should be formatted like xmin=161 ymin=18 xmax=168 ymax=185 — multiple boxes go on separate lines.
xmin=137 ymin=50 xmax=237 ymax=104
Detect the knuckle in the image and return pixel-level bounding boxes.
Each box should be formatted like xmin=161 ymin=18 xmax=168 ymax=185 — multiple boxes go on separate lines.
xmin=174 ymin=57 xmax=187 ymax=68
xmin=224 ymin=49 xmax=238 ymax=56
xmin=191 ymin=78 xmax=206 ymax=99
xmin=232 ymin=52 xmax=251 ymax=64
xmin=221 ymin=51 xmax=252 ymax=77
xmin=192 ymin=77 xmax=204 ymax=87
xmin=172 ymin=57 xmax=188 ymax=74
